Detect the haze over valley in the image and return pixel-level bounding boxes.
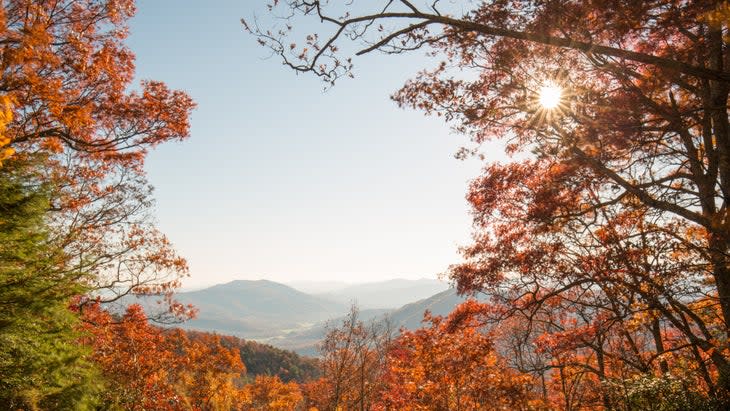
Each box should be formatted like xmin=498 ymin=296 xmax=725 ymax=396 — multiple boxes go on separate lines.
xmin=132 ymin=277 xmax=468 ymax=355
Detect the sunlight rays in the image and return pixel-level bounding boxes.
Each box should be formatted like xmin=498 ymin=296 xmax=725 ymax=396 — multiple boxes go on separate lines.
xmin=539 ymin=82 xmax=562 ymax=109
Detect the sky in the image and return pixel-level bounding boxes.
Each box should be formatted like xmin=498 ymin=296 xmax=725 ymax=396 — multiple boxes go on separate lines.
xmin=128 ymin=1 xmax=495 ymax=288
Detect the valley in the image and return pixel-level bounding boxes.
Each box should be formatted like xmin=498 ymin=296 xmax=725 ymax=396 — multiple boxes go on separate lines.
xmin=158 ymin=278 xmax=468 ymax=355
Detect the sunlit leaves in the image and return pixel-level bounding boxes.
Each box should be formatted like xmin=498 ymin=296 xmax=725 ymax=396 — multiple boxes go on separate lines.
xmin=253 ymin=0 xmax=730 ymax=405
xmin=241 ymin=375 xmax=304 ymax=411
xmin=380 ymin=307 xmax=541 ymax=411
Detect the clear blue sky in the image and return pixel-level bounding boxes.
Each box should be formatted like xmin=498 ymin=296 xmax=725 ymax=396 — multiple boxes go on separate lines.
xmin=128 ymin=1 xmax=494 ymax=288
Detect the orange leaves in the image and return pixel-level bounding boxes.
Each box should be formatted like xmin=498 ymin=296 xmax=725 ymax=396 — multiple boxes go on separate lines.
xmin=256 ymin=0 xmax=730 ymax=403
xmin=0 ymin=0 xmax=192 ymax=170
xmin=241 ymin=375 xmax=304 ymax=411
xmin=168 ymin=331 xmax=245 ymax=410
xmin=39 ymin=137 xmax=64 ymax=154
xmin=105 ymin=0 xmax=137 ymax=26
xmin=443 ymin=299 xmax=490 ymax=332
xmin=0 ymin=95 xmax=14 ymax=165
xmin=380 ymin=307 xmax=540 ymax=411
xmin=82 ymin=304 xmax=247 ymax=410
xmin=0 ymin=0 xmax=195 ymax=313
xmin=82 ymin=304 xmax=179 ymax=410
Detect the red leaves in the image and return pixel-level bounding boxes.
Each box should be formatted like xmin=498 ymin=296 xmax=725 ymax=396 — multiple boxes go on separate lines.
xmin=443 ymin=300 xmax=490 ymax=332
xmin=251 ymin=0 xmax=730 ymax=403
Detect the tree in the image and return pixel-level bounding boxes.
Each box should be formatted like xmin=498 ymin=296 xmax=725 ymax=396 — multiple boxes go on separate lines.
xmin=379 ymin=303 xmax=540 ymax=410
xmin=222 ymin=334 xmax=320 ymax=383
xmin=0 ymin=2 xmax=195 ymax=407
xmin=604 ymin=373 xmax=717 ymax=411
xmin=82 ymin=304 xmax=180 ymax=410
xmin=249 ymin=0 xmax=730 ymax=397
xmin=168 ymin=330 xmax=246 ymax=411
xmin=0 ymin=155 xmax=101 ymax=410
xmin=0 ymin=0 xmax=195 ymax=314
xmin=463 ymin=161 xmax=730 ymax=399
xmin=240 ymin=375 xmax=305 ymax=411
xmin=82 ymin=304 xmax=252 ymax=410
xmin=310 ymin=305 xmax=392 ymax=411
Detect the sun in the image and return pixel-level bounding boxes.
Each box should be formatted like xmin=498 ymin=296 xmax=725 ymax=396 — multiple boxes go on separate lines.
xmin=538 ymin=82 xmax=562 ymax=109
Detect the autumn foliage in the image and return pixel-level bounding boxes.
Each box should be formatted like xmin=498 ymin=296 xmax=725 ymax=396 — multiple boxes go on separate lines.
xmin=0 ymin=0 xmax=200 ymax=407
xmin=380 ymin=307 xmax=539 ymax=410
xmin=245 ymin=0 xmax=730 ymax=408
xmin=81 ymin=304 xmax=247 ymax=410
xmin=81 ymin=304 xmax=180 ymax=410
xmin=0 ymin=0 xmax=196 ymax=313
xmin=240 ymin=375 xmax=304 ymax=411
xmin=77 ymin=302 xmax=330 ymax=411
xmin=9 ymin=0 xmax=730 ymax=409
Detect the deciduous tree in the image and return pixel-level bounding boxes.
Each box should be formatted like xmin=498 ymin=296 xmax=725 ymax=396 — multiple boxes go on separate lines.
xmin=240 ymin=375 xmax=305 ymax=411
xmin=312 ymin=306 xmax=392 ymax=411
xmin=249 ymin=0 xmax=730 ymax=398
xmin=82 ymin=304 xmax=251 ymax=410
xmin=169 ymin=330 xmax=246 ymax=411
xmin=379 ymin=304 xmax=541 ymax=410
xmin=0 ymin=0 xmax=195 ymax=314
xmin=82 ymin=303 xmax=180 ymax=410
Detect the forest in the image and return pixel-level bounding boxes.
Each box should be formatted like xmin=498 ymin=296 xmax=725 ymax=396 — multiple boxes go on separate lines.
xmin=3 ymin=0 xmax=730 ymax=410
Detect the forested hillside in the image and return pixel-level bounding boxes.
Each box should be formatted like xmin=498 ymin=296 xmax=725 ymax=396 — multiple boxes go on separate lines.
xmin=195 ymin=332 xmax=321 ymax=383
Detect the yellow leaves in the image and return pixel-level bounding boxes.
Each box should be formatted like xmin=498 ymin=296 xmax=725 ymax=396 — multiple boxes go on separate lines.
xmin=0 ymin=147 xmax=13 ymax=164
xmin=703 ymin=3 xmax=730 ymax=42
xmin=683 ymin=225 xmax=708 ymax=242
xmin=625 ymin=308 xmax=651 ymax=331
xmin=0 ymin=95 xmax=15 ymax=166
xmin=241 ymin=375 xmax=304 ymax=411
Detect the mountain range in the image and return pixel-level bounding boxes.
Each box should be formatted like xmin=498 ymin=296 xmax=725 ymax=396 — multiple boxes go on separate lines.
xmin=126 ymin=278 xmax=471 ymax=355
xmin=269 ymin=287 xmax=470 ymax=355
xmin=172 ymin=280 xmax=345 ymax=339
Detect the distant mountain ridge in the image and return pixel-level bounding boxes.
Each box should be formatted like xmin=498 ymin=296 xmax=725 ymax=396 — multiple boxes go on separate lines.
xmin=130 ymin=278 xmax=475 ymax=356
xmin=172 ymin=279 xmax=346 ymax=339
xmin=311 ymin=278 xmax=450 ymax=309
xmin=183 ymin=279 xmax=342 ymax=317
xmin=387 ymin=288 xmax=472 ymax=329
xmin=270 ymin=288 xmax=469 ymax=355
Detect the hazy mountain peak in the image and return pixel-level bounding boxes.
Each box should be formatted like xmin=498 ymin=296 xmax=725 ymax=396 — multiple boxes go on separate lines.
xmin=160 ymin=278 xmax=473 ymax=356
xmin=314 ymin=278 xmax=450 ymax=309
xmin=217 ymin=279 xmax=281 ymax=287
